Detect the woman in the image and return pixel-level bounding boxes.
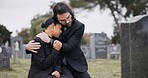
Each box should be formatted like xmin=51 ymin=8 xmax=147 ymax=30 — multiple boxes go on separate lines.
xmin=28 ymin=17 xmax=66 ymax=78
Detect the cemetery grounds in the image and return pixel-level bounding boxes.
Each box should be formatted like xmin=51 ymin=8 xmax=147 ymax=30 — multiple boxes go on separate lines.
xmin=0 ymin=58 xmax=121 ymax=78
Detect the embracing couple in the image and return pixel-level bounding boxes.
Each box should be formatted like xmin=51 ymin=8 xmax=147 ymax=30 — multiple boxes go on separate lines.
xmin=26 ymin=2 xmax=91 ymax=78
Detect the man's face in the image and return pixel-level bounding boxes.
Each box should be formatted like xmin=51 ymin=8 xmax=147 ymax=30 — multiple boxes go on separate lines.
xmin=57 ymin=12 xmax=72 ymax=27
xmin=53 ymin=24 xmax=62 ymax=38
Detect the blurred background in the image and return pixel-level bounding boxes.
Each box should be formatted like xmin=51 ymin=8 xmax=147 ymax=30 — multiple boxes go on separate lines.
xmin=0 ymin=0 xmax=148 ymax=78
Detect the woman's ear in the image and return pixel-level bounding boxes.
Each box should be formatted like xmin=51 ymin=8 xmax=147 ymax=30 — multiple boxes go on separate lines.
xmin=51 ymin=23 xmax=55 ymax=30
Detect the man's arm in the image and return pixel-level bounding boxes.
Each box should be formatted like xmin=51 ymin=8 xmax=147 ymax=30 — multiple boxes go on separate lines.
xmin=36 ymin=24 xmax=84 ymax=53
xmin=25 ymin=32 xmax=52 ymax=54
xmin=59 ymin=24 xmax=84 ymax=53
xmin=25 ymin=40 xmax=41 ymax=54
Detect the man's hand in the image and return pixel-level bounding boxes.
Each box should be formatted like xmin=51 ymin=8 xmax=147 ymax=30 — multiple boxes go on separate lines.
xmin=36 ymin=32 xmax=51 ymax=43
xmin=26 ymin=40 xmax=41 ymax=53
xmin=53 ymin=40 xmax=62 ymax=51
xmin=52 ymin=71 xmax=60 ymax=78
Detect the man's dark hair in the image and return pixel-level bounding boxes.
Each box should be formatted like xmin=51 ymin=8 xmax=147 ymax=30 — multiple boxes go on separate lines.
xmin=53 ymin=2 xmax=75 ymax=20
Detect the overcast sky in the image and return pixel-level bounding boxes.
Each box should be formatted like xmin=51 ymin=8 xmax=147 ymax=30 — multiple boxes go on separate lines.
xmin=0 ymin=0 xmax=114 ymax=38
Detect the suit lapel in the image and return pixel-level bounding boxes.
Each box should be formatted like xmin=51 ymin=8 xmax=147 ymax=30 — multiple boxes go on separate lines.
xmin=61 ymin=20 xmax=78 ymax=42
xmin=66 ymin=21 xmax=78 ymax=40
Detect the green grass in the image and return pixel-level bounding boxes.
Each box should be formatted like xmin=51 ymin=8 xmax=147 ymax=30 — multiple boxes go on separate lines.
xmin=88 ymin=59 xmax=121 ymax=78
xmin=0 ymin=59 xmax=31 ymax=78
xmin=0 ymin=59 xmax=121 ymax=78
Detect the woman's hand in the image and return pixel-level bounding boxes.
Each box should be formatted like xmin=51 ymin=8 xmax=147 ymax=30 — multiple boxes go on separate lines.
xmin=53 ymin=40 xmax=62 ymax=51
xmin=52 ymin=71 xmax=60 ymax=78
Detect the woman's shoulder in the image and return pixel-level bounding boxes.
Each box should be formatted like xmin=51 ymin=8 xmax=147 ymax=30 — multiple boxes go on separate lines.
xmin=33 ymin=37 xmax=45 ymax=44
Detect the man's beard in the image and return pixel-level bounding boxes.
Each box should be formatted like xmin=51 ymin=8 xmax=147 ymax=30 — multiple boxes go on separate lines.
xmin=62 ymin=21 xmax=72 ymax=27
xmin=65 ymin=22 xmax=72 ymax=27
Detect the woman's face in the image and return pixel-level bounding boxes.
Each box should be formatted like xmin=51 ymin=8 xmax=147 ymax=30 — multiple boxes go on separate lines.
xmin=53 ymin=24 xmax=62 ymax=38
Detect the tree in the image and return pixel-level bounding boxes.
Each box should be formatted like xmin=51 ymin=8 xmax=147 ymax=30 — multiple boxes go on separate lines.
xmin=0 ymin=24 xmax=12 ymax=46
xmin=111 ymin=25 xmax=120 ymax=44
xmin=69 ymin=0 xmax=148 ymax=44
xmin=17 ymin=12 xmax=52 ymax=44
xmin=18 ymin=27 xmax=31 ymax=44
xmin=81 ymin=33 xmax=91 ymax=45
xmin=30 ymin=13 xmax=52 ymax=38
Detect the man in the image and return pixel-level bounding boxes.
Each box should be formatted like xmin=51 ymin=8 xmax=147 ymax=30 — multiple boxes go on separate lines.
xmin=26 ymin=2 xmax=91 ymax=78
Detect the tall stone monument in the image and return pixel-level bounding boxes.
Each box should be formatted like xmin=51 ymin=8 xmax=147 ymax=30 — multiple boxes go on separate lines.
xmin=90 ymin=32 xmax=107 ymax=59
xmin=11 ymin=36 xmax=23 ymax=63
xmin=121 ymin=15 xmax=148 ymax=78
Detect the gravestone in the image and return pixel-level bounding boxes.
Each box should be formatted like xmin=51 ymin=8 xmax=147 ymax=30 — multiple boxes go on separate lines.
xmin=11 ymin=36 xmax=23 ymax=63
xmin=0 ymin=46 xmax=10 ymax=69
xmin=90 ymin=32 xmax=107 ymax=59
xmin=23 ymin=45 xmax=31 ymax=58
xmin=81 ymin=45 xmax=90 ymax=59
xmin=121 ymin=15 xmax=148 ymax=78
xmin=109 ymin=44 xmax=121 ymax=60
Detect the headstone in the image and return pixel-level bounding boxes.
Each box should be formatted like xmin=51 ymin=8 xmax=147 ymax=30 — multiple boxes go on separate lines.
xmin=0 ymin=46 xmax=10 ymax=69
xmin=90 ymin=32 xmax=107 ymax=59
xmin=109 ymin=44 xmax=120 ymax=60
xmin=23 ymin=45 xmax=31 ymax=58
xmin=81 ymin=45 xmax=90 ymax=59
xmin=90 ymin=34 xmax=96 ymax=59
xmin=11 ymin=36 xmax=23 ymax=63
xmin=121 ymin=15 xmax=148 ymax=78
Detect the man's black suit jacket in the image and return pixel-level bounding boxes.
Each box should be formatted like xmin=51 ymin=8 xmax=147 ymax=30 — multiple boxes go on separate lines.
xmin=28 ymin=37 xmax=60 ymax=78
xmin=60 ymin=19 xmax=88 ymax=72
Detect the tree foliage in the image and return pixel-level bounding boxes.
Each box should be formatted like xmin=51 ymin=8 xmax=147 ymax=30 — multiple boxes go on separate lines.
xmin=69 ymin=0 xmax=148 ymax=44
xmin=111 ymin=25 xmax=120 ymax=44
xmin=70 ymin=0 xmax=148 ymax=20
xmin=0 ymin=25 xmax=12 ymax=45
xmin=18 ymin=28 xmax=31 ymax=44
xmin=18 ymin=12 xmax=52 ymax=44
xmin=30 ymin=13 xmax=52 ymax=38
xmin=81 ymin=33 xmax=91 ymax=45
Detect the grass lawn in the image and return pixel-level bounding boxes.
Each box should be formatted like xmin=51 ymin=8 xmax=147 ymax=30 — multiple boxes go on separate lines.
xmin=88 ymin=59 xmax=121 ymax=78
xmin=0 ymin=58 xmax=121 ymax=78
